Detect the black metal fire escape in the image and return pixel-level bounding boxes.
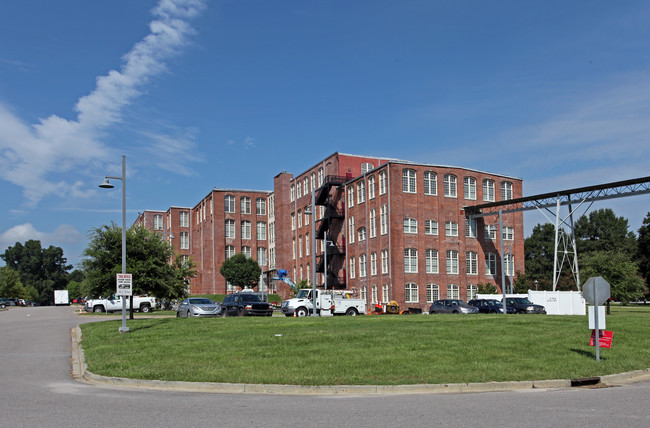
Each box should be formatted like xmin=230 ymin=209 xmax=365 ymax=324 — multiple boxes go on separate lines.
xmin=314 ymin=175 xmax=347 ymax=288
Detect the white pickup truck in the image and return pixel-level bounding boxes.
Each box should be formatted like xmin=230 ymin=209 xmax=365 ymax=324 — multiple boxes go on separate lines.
xmin=281 ymin=289 xmax=366 ymax=317
xmin=84 ymin=295 xmax=157 ymax=313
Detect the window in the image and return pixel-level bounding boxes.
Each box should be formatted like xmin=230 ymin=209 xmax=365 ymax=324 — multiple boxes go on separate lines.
xmin=311 ymin=172 xmax=316 ymax=190
xmin=225 ymin=195 xmax=235 ymax=213
xmin=290 ymin=185 xmax=295 ymax=202
xmin=359 ymin=254 xmax=367 ymax=277
xmin=298 ymin=236 xmax=303 ymax=257
xmin=370 ymin=252 xmax=377 ymax=276
xmin=464 ymin=177 xmax=476 ymax=200
xmin=426 ymin=284 xmax=439 ymax=303
xmin=180 ymin=232 xmax=189 ymax=250
xmin=256 ymin=198 xmax=266 ymax=215
xmin=368 ymin=175 xmax=376 ymax=199
xmin=179 ymin=211 xmax=189 ymax=228
xmin=348 ymin=186 xmax=354 ymax=208
xmin=403 ymin=169 xmax=416 ymax=193
xmin=291 ymin=213 xmax=295 ymax=231
xmin=380 ymin=205 xmax=388 ymax=235
xmin=296 ymin=182 xmax=302 ymax=199
xmin=303 ymin=178 xmax=309 ymax=196
xmin=382 ymin=284 xmax=389 ymax=303
xmin=404 ymin=218 xmax=418 ymax=234
xmin=257 ymin=222 xmax=266 ymax=240
xmin=361 ymin=286 xmax=367 ymax=301
xmin=426 ymin=249 xmax=439 ymax=274
xmin=503 ymin=226 xmax=514 ymax=240
xmin=225 ymin=245 xmax=235 ymax=259
xmin=501 ymin=181 xmax=513 ymax=201
xmin=357 ymin=181 xmax=365 ymax=203
xmin=304 ymin=210 xmax=309 ymax=226
xmin=369 ymin=209 xmax=377 ymax=238
xmin=446 ymin=250 xmax=459 ymax=274
xmin=467 ymin=284 xmax=478 ymax=301
xmin=269 ymin=248 xmax=276 ymax=269
xmin=348 ymin=216 xmax=355 ymax=244
xmin=153 ymin=214 xmax=163 ymax=230
xmin=362 ymin=162 xmax=374 ymax=173
xmin=349 ymin=257 xmax=356 ymax=279
xmin=292 ymin=239 xmax=296 ymax=259
xmin=445 ymin=221 xmax=458 ymax=237
xmin=225 ymin=220 xmax=235 ymax=239
xmin=241 ymin=246 xmax=251 ymax=258
xmin=405 ymin=283 xmax=418 ymax=303
xmin=240 ymin=197 xmax=251 ymax=214
xmin=404 ymin=248 xmax=418 ymax=273
xmin=425 ymin=220 xmax=438 ymax=235
xmin=447 ymin=284 xmax=459 ymax=299
xmin=371 ymin=285 xmax=378 ymax=304
xmin=465 ymin=217 xmax=477 ymax=238
xmin=484 ymin=224 xmax=497 ymax=240
xmin=486 ymin=253 xmax=497 ymax=276
xmin=466 ymin=251 xmax=478 ymax=275
xmin=241 ymin=221 xmax=251 ymax=239
xmin=268 ymin=195 xmax=274 ymax=217
xmin=269 ymin=222 xmax=275 ymax=244
xmin=381 ymin=249 xmax=389 ymax=274
xmin=297 ymin=209 xmax=302 ymax=228
xmin=483 ymin=179 xmax=495 ymax=202
xmin=358 ymin=227 xmax=367 ymax=242
xmin=257 ymin=247 xmax=267 ymax=266
xmin=504 ymin=254 xmax=514 ymax=277
xmin=379 ymin=170 xmax=387 ymax=195
xmin=424 ymin=171 xmax=437 ymax=196
xmin=318 ymin=168 xmax=324 ymax=186
xmin=305 ymin=233 xmax=310 ymax=256
xmin=444 ymin=174 xmax=457 ymax=197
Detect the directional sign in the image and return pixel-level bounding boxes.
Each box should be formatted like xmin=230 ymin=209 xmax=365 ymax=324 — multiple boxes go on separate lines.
xmin=116 ymin=273 xmax=133 ymax=296
xmin=582 ymin=276 xmax=611 ymax=306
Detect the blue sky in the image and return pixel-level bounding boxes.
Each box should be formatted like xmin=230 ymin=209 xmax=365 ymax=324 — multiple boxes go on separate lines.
xmin=1 ymin=0 xmax=649 ymax=268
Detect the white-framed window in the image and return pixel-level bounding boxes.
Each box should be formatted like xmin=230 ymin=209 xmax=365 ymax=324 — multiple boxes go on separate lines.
xmin=425 ymin=220 xmax=438 ymax=235
xmin=464 ymin=177 xmax=476 ymax=200
xmin=305 ymin=233 xmax=310 ymax=256
xmin=381 ymin=249 xmax=389 ymax=274
xmin=298 ymin=236 xmax=303 ymax=257
xmin=256 ymin=198 xmax=266 ymax=215
xmin=467 ymin=284 xmax=478 ymax=301
xmin=445 ymin=221 xmax=458 ymax=237
xmin=359 ymin=254 xmax=367 ymax=278
xmin=304 ymin=210 xmax=309 ymax=226
xmin=379 ymin=170 xmax=387 ymax=195
xmin=483 ymin=179 xmax=495 ymax=202
xmin=484 ymin=224 xmax=497 ymax=240
xmin=357 ymin=181 xmax=365 ymax=204
xmin=424 ymin=171 xmax=437 ymax=196
xmin=241 ymin=221 xmax=251 ymax=240
xmin=501 ymin=181 xmax=513 ymax=201
xmin=269 ymin=248 xmax=276 ymax=270
xmin=153 ymin=214 xmax=163 ymax=230
xmin=180 ymin=231 xmax=189 ymax=250
xmin=257 ymin=247 xmax=267 ymax=266
xmin=297 ymin=209 xmax=302 ymax=228
xmin=503 ymin=226 xmax=514 ymax=240
xmin=240 ymin=197 xmax=251 ymax=214
xmin=318 ymin=168 xmax=324 ymax=186
xmin=225 ymin=220 xmax=235 ymax=239
xmin=311 ymin=172 xmax=316 ymax=190
xmin=403 ymin=169 xmax=416 ymax=193
xmin=349 ymin=257 xmax=356 ymax=279
xmin=380 ymin=205 xmax=388 ymax=235
xmin=466 ymin=251 xmax=478 ymax=275
xmin=371 ymin=285 xmax=378 ymax=304
xmin=360 ymin=286 xmax=367 ymax=301
xmin=225 ymin=245 xmax=235 ymax=259
xmin=225 ymin=195 xmax=235 ymax=213
xmin=348 ymin=216 xmax=355 ymax=244
xmin=303 ymin=178 xmax=309 ymax=196
xmin=358 ymin=227 xmax=367 ymax=242
xmin=297 ymin=182 xmax=302 ymax=199
xmin=269 ymin=221 xmax=275 ymax=244
xmin=362 ymin=162 xmax=374 ymax=173
xmin=292 ymin=239 xmax=296 ymax=259
xmin=369 ymin=209 xmax=377 ymax=238
xmin=405 ymin=283 xmax=418 ymax=303
xmin=370 ymin=252 xmax=377 ymax=276
xmin=268 ymin=195 xmax=274 ymax=217
xmin=348 ymin=186 xmax=354 ymax=208
xmin=290 ymin=185 xmax=295 ymax=202
xmin=291 ymin=213 xmax=295 ymax=231
xmin=404 ymin=218 xmax=418 ymax=234
xmin=486 ymin=253 xmax=497 ymax=276
xmin=382 ymin=284 xmax=389 ymax=303
xmin=465 ymin=217 xmax=477 ymax=238
xmin=426 ymin=249 xmax=439 ymax=274
xmin=446 ymin=250 xmax=459 ymax=274
xmin=504 ymin=254 xmax=514 ymax=277
xmin=444 ymin=174 xmax=457 ymax=197
xmin=368 ymin=175 xmax=376 ymax=199
xmin=447 ymin=284 xmax=459 ymax=299
xmin=426 ymin=284 xmax=439 ymax=303
xmin=404 ymin=248 xmax=418 ymax=273
xmin=179 ymin=211 xmax=189 ymax=228
xmin=241 ymin=246 xmax=251 ymax=258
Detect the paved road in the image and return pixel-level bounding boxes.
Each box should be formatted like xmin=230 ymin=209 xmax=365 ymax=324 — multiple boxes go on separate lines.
xmin=1 ymin=305 xmax=648 ymax=427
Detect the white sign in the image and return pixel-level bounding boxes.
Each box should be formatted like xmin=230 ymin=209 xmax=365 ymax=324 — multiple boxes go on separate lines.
xmin=588 ymin=306 xmax=606 ymax=329
xmin=116 ymin=273 xmax=133 ymax=296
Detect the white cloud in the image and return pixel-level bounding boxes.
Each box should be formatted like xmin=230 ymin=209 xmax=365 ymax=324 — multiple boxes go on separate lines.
xmin=0 ymin=0 xmax=206 ymax=207
xmin=0 ymin=223 xmax=84 ymax=250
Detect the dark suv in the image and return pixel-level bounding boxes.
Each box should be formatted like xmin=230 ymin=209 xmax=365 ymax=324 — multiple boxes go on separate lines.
xmin=221 ymin=293 xmax=273 ymax=317
xmin=503 ymin=297 xmax=546 ymax=314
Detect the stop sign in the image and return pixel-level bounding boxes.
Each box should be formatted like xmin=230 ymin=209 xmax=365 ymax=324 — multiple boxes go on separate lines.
xmin=582 ymin=276 xmax=611 ymax=306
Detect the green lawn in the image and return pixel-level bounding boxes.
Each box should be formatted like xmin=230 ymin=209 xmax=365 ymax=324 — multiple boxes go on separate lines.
xmin=79 ymin=306 xmax=650 ymax=386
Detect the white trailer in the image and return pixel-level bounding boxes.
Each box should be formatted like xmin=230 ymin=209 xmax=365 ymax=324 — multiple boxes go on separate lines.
xmin=54 ymin=289 xmax=70 ymax=306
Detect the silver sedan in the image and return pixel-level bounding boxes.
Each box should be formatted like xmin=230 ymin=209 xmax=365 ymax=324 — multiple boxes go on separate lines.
xmin=176 ymin=298 xmax=222 ymax=318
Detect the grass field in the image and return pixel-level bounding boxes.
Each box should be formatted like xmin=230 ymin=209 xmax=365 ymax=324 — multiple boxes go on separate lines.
xmin=79 ymin=306 xmax=650 ymax=386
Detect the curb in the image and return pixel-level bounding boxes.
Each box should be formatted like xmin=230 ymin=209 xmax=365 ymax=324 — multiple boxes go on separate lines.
xmin=70 ymin=326 xmax=647 ymax=396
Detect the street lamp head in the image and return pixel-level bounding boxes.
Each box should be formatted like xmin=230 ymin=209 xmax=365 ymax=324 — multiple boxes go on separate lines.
xmin=99 ymin=178 xmax=114 ymax=189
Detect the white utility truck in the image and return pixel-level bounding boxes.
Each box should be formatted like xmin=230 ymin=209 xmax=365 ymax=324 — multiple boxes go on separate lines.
xmin=84 ymin=295 xmax=157 ymax=313
xmin=281 ymin=288 xmax=366 ymax=317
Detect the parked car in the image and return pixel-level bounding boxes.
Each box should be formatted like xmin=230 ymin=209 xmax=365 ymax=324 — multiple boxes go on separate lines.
xmin=221 ymin=292 xmax=273 ymax=317
xmin=428 ymin=299 xmax=479 ymax=314
xmin=177 ymin=298 xmax=222 ymax=318
xmin=503 ymin=297 xmax=546 ymax=314
xmin=468 ymin=299 xmax=517 ymax=314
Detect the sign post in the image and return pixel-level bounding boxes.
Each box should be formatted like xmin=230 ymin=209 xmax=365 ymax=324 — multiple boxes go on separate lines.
xmin=582 ymin=276 xmax=611 ymax=362
xmin=116 ymin=273 xmax=132 ymax=333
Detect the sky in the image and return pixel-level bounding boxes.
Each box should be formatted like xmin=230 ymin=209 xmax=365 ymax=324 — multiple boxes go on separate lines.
xmin=1 ymin=0 xmax=649 ymax=269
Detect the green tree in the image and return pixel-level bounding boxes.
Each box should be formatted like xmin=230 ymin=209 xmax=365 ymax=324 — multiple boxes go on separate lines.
xmin=575 ymin=208 xmax=637 ymax=257
xmin=476 ymin=282 xmax=498 ymax=294
xmin=81 ymin=223 xmax=196 ymax=300
xmin=219 ymin=253 xmax=261 ymax=289
xmin=580 ymin=251 xmax=646 ymax=304
xmin=636 ymin=212 xmax=650 ymax=296
xmin=524 ymin=223 xmax=564 ymax=290
xmin=0 ymin=267 xmax=30 ymax=299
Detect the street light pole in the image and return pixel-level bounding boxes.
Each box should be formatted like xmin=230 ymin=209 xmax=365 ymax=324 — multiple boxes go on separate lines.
xmin=310 ymin=189 xmax=318 ymax=316
xmin=99 ymin=155 xmax=129 ymax=333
